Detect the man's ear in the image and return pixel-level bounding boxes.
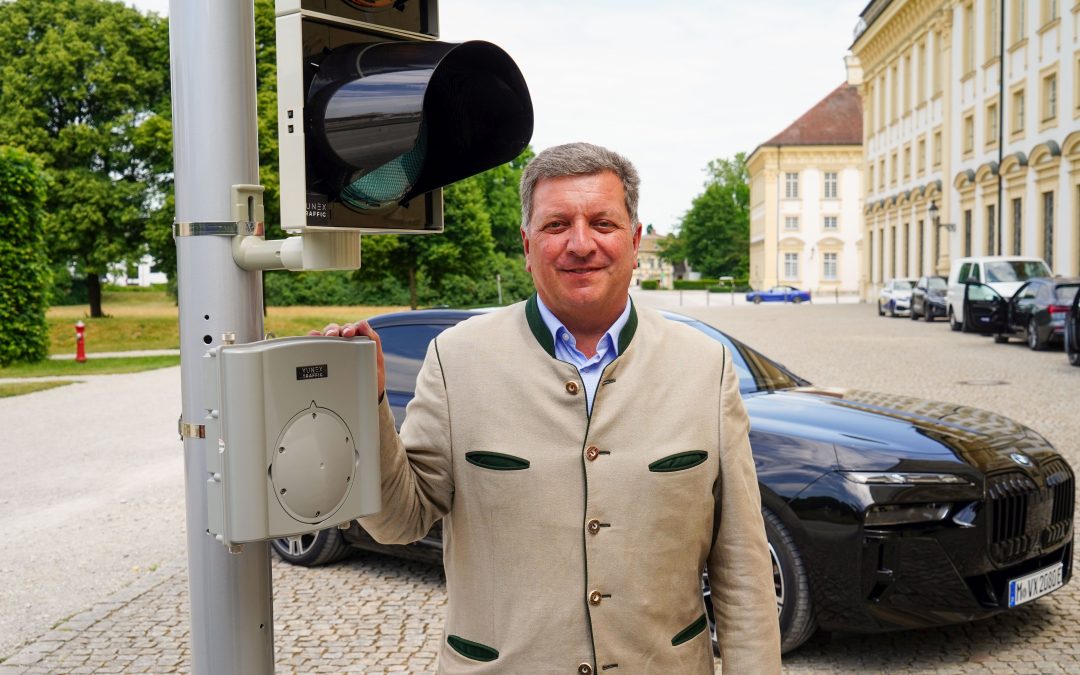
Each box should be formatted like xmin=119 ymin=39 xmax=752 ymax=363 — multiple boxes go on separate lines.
xmin=632 ymin=223 xmax=643 ymax=253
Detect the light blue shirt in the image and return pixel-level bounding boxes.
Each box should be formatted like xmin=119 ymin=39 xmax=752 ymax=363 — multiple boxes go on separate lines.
xmin=535 ymin=295 xmax=632 ymax=414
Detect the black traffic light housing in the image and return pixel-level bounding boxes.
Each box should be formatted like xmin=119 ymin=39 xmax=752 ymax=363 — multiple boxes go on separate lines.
xmin=276 ymin=0 xmax=533 ymax=233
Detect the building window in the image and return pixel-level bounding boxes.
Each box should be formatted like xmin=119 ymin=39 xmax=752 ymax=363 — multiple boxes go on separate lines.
xmin=903 ymin=146 xmax=911 ymax=178
xmin=891 ymin=63 xmax=899 ymax=121
xmin=963 ymin=114 xmax=975 ymax=154
xmin=783 ymin=253 xmax=799 ymax=280
xmin=891 ymin=153 xmax=898 ymax=185
xmin=964 ymin=210 xmax=973 ymax=256
xmin=987 ymin=203 xmax=997 ymax=255
xmin=987 ymin=101 xmax=999 ymax=144
xmin=785 ymin=172 xmax=799 ymax=198
xmin=1012 ymin=0 xmax=1027 ymax=44
xmin=933 ymin=130 xmax=943 ymax=166
xmin=868 ymin=164 xmax=875 ymax=193
xmin=823 ymin=216 xmax=838 ymax=230
xmin=917 ymin=41 xmax=927 ymax=104
xmin=903 ymin=52 xmax=912 ymax=113
xmin=1043 ymin=191 xmax=1054 ymax=269
xmin=1012 ymin=88 xmax=1025 ymax=133
xmin=879 ymin=159 xmax=886 ymax=189
xmin=823 ymin=252 xmax=838 ymax=280
xmin=1041 ymin=0 xmax=1059 ymax=25
xmin=824 ymin=172 xmax=838 ymax=199
xmin=1042 ymin=72 xmax=1058 ymax=122
xmin=890 ymin=226 xmax=897 ymax=277
xmin=1012 ymin=197 xmax=1023 ymax=254
xmin=917 ymin=138 xmax=927 ymax=174
xmin=902 ymin=222 xmax=910 ymax=276
xmin=986 ymin=0 xmax=1000 ymax=59
xmin=784 ymin=216 xmax=799 ymax=230
xmin=963 ymin=3 xmax=975 ymax=74
xmin=933 ymin=30 xmax=943 ymax=94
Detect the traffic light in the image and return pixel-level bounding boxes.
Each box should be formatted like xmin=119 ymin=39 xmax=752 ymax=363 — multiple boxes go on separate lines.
xmin=276 ymin=0 xmax=533 ymax=233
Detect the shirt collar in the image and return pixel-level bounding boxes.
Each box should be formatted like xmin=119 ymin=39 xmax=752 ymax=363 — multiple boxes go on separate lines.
xmin=534 ymin=294 xmax=632 ymax=359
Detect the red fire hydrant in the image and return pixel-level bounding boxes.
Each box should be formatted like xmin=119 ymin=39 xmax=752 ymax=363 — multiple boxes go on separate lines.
xmin=75 ymin=320 xmax=87 ymax=363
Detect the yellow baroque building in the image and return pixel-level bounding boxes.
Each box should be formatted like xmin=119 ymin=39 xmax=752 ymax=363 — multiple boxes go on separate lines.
xmin=747 ymin=85 xmax=865 ymax=296
xmin=850 ymin=0 xmax=1080 ymax=300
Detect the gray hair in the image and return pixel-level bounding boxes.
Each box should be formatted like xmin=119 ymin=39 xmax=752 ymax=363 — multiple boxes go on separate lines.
xmin=519 ymin=142 xmax=640 ymax=232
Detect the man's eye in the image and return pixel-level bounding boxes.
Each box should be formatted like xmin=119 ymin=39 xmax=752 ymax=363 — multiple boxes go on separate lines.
xmin=543 ymin=222 xmax=568 ymax=231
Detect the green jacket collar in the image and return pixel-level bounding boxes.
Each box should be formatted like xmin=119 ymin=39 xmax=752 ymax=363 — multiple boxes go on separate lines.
xmin=525 ymin=293 xmax=638 ymax=359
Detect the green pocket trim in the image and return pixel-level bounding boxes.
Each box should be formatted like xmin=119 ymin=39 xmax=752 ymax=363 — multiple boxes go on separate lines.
xmin=447 ymin=635 xmax=499 ymax=662
xmin=465 ymin=451 xmax=530 ymax=471
xmin=649 ymin=451 xmax=708 ymax=473
xmin=671 ymin=613 xmax=708 ymax=646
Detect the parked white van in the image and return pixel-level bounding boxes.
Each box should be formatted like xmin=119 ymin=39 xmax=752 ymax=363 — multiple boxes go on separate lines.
xmin=946 ymin=256 xmax=1052 ymax=331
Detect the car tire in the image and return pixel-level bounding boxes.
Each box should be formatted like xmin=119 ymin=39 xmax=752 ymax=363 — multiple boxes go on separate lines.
xmin=702 ymin=509 xmax=815 ymax=656
xmin=272 ymin=527 xmax=352 ymax=567
xmin=949 ymin=307 xmax=962 ymax=332
xmin=792 ymin=296 xmax=803 ymax=305
xmin=910 ymin=305 xmax=919 ymax=320
xmin=753 ymin=296 xmax=762 ymax=305
xmin=1027 ymin=317 xmax=1046 ymax=351
xmin=925 ymin=308 xmax=934 ymax=322
xmin=877 ymin=301 xmax=884 ymax=316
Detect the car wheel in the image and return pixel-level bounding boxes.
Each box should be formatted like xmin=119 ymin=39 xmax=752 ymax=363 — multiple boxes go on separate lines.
xmin=702 ymin=509 xmax=814 ymax=656
xmin=909 ymin=305 xmax=919 ymax=320
xmin=949 ymin=307 xmax=962 ymax=332
xmin=792 ymin=296 xmax=803 ymax=305
xmin=1027 ymin=317 xmax=1046 ymax=351
xmin=877 ymin=301 xmax=884 ymax=316
xmin=925 ymin=307 xmax=934 ymax=322
xmin=753 ymin=296 xmax=762 ymax=305
xmin=272 ymin=527 xmax=352 ymax=567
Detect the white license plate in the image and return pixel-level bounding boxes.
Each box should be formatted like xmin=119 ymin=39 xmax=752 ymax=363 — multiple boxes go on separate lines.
xmin=1007 ymin=562 xmax=1064 ymax=608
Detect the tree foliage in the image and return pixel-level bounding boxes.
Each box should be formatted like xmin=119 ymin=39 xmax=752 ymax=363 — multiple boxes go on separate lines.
xmin=0 ymin=148 xmax=50 ymax=365
xmin=0 ymin=0 xmax=171 ymax=317
xmin=663 ymin=153 xmax=750 ymax=279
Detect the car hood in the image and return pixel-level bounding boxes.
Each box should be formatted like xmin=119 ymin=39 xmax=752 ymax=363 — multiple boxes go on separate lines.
xmin=987 ymin=281 xmax=1026 ymax=298
xmin=744 ymin=387 xmax=1056 ymax=474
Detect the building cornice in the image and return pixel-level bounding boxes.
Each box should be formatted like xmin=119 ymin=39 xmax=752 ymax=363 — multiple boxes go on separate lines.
xmin=854 ymin=0 xmax=950 ymax=75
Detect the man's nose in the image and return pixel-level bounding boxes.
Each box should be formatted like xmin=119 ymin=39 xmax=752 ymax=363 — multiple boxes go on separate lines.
xmin=566 ymin=221 xmax=596 ymax=256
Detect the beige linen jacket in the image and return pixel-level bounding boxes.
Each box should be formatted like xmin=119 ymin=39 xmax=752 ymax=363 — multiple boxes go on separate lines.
xmin=360 ymin=296 xmax=782 ymax=674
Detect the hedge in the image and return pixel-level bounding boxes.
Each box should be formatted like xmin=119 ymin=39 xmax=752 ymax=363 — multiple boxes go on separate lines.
xmin=0 ymin=147 xmax=49 ymax=365
xmin=640 ymin=279 xmax=660 ymax=290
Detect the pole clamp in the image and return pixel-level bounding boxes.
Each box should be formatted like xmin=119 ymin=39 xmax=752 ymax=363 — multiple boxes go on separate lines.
xmin=173 ymin=221 xmax=264 ymax=237
xmin=179 ymin=419 xmax=206 ymax=439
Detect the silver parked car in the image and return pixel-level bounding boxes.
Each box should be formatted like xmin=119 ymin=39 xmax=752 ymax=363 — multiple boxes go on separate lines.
xmin=878 ymin=278 xmax=917 ymax=317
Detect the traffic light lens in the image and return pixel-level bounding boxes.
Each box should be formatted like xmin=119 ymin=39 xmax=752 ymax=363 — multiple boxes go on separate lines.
xmin=340 ymin=123 xmax=428 ymax=210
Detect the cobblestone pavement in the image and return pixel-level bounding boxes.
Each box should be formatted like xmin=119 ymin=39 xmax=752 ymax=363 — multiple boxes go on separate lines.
xmin=2 ymin=301 xmax=1078 ymax=673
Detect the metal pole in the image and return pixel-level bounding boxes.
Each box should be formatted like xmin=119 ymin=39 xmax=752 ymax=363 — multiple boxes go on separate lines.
xmin=997 ymin=0 xmax=1005 ymax=255
xmin=169 ymin=2 xmax=274 ymax=673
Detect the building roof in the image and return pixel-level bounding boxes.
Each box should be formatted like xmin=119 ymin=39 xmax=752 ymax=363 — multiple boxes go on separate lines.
xmin=759 ymin=83 xmax=862 ymax=148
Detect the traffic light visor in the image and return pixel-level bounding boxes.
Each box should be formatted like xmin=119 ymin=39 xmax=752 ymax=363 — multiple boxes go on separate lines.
xmin=308 ymin=40 xmax=533 ymax=210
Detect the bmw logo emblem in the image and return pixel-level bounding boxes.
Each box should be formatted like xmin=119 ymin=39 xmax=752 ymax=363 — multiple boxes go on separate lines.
xmin=1009 ymin=452 xmax=1032 ymax=467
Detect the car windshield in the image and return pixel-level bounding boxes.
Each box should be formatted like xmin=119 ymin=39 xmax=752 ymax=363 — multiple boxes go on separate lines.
xmin=893 ymin=280 xmax=913 ymax=291
xmin=1054 ymin=285 xmax=1080 ymax=304
xmin=928 ymin=277 xmax=947 ymax=290
xmin=984 ymin=260 xmax=1052 ymax=283
xmin=671 ymin=317 xmax=806 ymax=394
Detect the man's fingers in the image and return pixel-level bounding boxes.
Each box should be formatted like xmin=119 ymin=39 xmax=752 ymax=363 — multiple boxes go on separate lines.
xmin=322 ymin=323 xmax=341 ymax=337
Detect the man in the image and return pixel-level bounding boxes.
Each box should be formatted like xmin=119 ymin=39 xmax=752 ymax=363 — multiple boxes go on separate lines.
xmin=318 ymin=143 xmax=781 ymax=673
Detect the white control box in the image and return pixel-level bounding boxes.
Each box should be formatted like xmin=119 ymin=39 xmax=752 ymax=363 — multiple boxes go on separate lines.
xmin=202 ymin=336 xmax=381 ymax=546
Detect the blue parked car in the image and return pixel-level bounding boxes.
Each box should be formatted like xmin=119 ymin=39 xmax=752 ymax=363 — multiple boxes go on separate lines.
xmin=745 ymin=285 xmax=811 ymax=304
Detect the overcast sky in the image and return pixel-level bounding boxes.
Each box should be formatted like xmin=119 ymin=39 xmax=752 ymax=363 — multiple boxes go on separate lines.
xmin=129 ymin=0 xmax=866 ymax=233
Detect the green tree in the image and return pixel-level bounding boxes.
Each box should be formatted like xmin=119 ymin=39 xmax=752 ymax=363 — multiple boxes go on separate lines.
xmin=357 ymin=175 xmax=497 ymax=308
xmin=0 ymin=0 xmax=172 ymax=317
xmin=664 ymin=153 xmax=750 ymax=278
xmin=0 ymin=147 xmax=50 ymax=365
xmin=475 ymin=147 xmax=533 ymax=256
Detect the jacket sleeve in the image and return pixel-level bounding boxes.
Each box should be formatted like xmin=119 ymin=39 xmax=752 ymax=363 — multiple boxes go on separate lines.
xmin=358 ymin=339 xmax=453 ymax=544
xmin=707 ymin=349 xmax=783 ymax=674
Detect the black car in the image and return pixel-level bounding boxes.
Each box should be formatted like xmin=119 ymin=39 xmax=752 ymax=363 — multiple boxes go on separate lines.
xmin=910 ymin=275 xmax=947 ymax=321
xmin=275 ymin=309 xmax=1075 ymax=654
xmin=1068 ymin=289 xmax=1080 ymax=367
xmin=963 ymin=277 xmax=1080 ymax=350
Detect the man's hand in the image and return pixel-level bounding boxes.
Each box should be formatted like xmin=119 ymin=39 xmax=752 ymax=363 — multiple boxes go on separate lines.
xmin=310 ymin=320 xmax=386 ymax=398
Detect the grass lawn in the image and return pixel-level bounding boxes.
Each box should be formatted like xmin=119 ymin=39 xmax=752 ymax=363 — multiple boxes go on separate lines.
xmin=0 ymin=380 xmax=80 ymax=397
xmin=0 ymin=355 xmax=180 ymax=378
xmin=48 ymin=289 xmax=406 ymax=355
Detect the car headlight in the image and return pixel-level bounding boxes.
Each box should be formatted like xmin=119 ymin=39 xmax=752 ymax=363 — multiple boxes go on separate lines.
xmin=865 ymin=503 xmax=951 ymax=526
xmin=841 ymin=471 xmax=972 ymax=485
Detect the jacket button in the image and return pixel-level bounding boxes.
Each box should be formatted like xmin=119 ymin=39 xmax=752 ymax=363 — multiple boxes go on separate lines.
xmin=587 ymin=519 xmax=601 ymax=534
xmin=588 ymin=590 xmax=602 ymax=605
xmin=578 ymin=664 xmax=593 ymax=675
xmin=565 ymin=381 xmax=580 ymax=395
xmin=585 ymin=446 xmax=600 ymax=461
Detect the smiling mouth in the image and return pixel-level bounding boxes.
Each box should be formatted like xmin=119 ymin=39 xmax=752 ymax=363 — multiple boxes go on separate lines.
xmin=562 ymin=268 xmax=602 ymax=275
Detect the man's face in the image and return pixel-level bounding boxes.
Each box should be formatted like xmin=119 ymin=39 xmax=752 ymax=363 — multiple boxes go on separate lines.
xmin=521 ymin=171 xmax=641 ymax=326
